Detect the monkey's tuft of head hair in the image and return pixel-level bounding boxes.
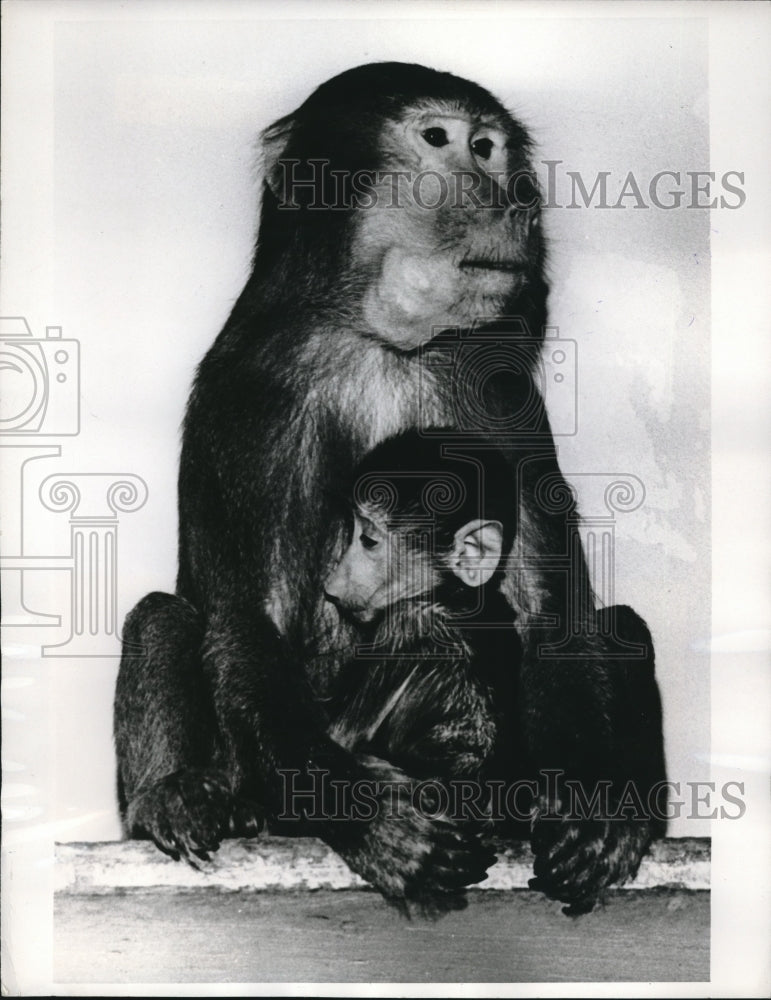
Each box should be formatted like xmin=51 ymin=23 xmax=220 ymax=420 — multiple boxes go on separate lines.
xmin=292 ymin=61 xmax=521 ymax=127
xmin=263 ymin=61 xmax=530 ymax=168
xmin=350 ymin=429 xmax=517 ymax=560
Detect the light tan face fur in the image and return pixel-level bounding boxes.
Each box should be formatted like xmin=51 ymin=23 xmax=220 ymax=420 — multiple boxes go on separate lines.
xmin=356 ymin=102 xmax=538 ymax=349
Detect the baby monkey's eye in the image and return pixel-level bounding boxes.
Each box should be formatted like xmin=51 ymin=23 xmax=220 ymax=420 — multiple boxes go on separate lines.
xmin=360 ymin=533 xmax=379 ymax=550
xmin=422 ymin=127 xmax=449 ymax=148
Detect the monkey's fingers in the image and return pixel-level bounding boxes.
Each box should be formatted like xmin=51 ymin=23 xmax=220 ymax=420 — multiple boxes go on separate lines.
xmin=531 ymin=821 xmax=603 ymax=898
xmin=407 ymin=835 xmax=494 ymax=916
xmin=426 ymin=848 xmax=492 ymax=888
xmin=421 ymin=830 xmax=496 ymax=894
xmin=399 ymin=787 xmax=496 ymax=891
xmin=127 ymin=787 xmax=185 ymax=862
xmin=426 ymin=860 xmax=489 ymax=892
xmin=532 ymin=819 xmax=586 ymax=870
xmin=171 ymin=824 xmax=220 ymax=867
xmin=530 ymin=819 xmax=650 ymax=913
xmin=438 ymin=835 xmax=497 ymax=875
xmin=559 ymin=823 xmax=647 ymax=899
xmin=149 ymin=819 xmax=182 ymax=863
xmin=159 ymin=815 xmax=216 ymax=870
xmin=174 ymin=772 xmax=232 ymax=857
xmin=128 ymin=768 xmax=235 ymax=865
xmin=229 ymin=798 xmax=265 ymax=838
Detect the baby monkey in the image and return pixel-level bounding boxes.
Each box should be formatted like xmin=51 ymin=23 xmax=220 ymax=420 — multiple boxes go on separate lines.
xmin=324 ymin=430 xmax=522 ymax=796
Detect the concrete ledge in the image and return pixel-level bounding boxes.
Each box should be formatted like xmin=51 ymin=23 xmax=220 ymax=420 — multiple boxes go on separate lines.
xmin=55 ymin=836 xmax=709 ymax=894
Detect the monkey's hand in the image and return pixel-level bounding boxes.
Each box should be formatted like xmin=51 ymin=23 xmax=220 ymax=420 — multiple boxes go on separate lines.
xmin=529 ymin=808 xmax=652 ymax=915
xmin=125 ymin=767 xmax=263 ymax=866
xmin=363 ymin=247 xmax=460 ymax=349
xmin=325 ymin=755 xmax=496 ymax=917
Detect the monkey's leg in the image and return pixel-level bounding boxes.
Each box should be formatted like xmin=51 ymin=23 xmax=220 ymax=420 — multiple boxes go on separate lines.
xmin=528 ymin=605 xmax=666 ymax=914
xmin=596 ymin=604 xmax=667 ymax=811
xmin=114 ymin=591 xmax=261 ymax=862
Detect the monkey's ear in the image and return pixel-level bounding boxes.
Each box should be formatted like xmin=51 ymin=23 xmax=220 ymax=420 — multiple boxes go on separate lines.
xmin=450 ymin=520 xmax=504 ymax=588
xmin=260 ymin=115 xmax=295 ymax=200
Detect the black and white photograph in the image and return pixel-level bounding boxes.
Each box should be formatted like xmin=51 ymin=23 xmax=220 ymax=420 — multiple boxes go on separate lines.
xmin=1 ymin=0 xmax=769 ymax=994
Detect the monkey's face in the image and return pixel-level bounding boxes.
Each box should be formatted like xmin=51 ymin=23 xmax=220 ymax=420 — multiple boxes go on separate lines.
xmin=356 ymin=102 xmax=542 ymax=349
xmin=260 ymin=66 xmax=544 ymax=350
xmin=324 ymin=510 xmax=437 ymax=624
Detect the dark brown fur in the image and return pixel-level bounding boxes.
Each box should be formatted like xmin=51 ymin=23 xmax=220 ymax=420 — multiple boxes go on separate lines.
xmin=114 ymin=63 xmax=666 ymax=914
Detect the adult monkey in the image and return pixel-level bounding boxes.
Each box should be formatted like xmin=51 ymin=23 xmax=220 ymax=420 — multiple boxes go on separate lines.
xmin=115 ymin=62 xmax=665 ymax=913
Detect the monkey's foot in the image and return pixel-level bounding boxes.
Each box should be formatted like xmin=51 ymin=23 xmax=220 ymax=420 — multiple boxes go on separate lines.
xmin=125 ymin=768 xmax=263 ymax=866
xmin=529 ymin=815 xmax=652 ymax=915
xmin=326 ymin=755 xmax=496 ymax=917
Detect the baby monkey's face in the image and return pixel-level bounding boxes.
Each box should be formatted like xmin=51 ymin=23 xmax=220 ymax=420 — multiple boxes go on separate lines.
xmin=324 ymin=504 xmax=505 ymax=624
xmin=324 ymin=509 xmax=437 ymax=624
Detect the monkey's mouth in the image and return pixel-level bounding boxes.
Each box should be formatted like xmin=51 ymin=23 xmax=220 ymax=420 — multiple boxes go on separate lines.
xmin=458 ymin=259 xmax=526 ymax=275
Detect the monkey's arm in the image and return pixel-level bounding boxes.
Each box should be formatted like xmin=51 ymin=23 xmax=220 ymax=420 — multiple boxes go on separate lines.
xmin=461 ymin=358 xmax=667 ymax=910
xmin=523 ymin=607 xmax=666 ymax=914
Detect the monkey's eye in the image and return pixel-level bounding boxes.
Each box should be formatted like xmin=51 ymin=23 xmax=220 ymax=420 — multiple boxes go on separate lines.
xmin=360 ymin=533 xmax=379 ymax=550
xmin=471 ymin=137 xmax=494 ymax=160
xmin=422 ymin=127 xmax=449 ymax=148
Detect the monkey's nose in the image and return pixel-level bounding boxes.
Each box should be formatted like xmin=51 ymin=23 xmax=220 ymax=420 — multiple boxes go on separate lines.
xmin=507 ymin=203 xmax=540 ymax=241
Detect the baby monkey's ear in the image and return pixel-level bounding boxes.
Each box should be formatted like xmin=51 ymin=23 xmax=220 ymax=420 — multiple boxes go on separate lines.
xmin=449 ymin=519 xmax=504 ymax=587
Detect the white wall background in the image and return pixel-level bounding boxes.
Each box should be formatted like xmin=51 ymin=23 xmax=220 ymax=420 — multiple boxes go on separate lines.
xmin=2 ymin=2 xmax=747 ymax=847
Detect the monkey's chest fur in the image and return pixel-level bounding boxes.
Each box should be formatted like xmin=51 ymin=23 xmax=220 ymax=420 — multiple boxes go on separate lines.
xmin=263 ymin=329 xmax=452 ymax=634
xmin=298 ymin=328 xmax=450 ymax=451
xmin=200 ymin=322 xmax=529 ymax=689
